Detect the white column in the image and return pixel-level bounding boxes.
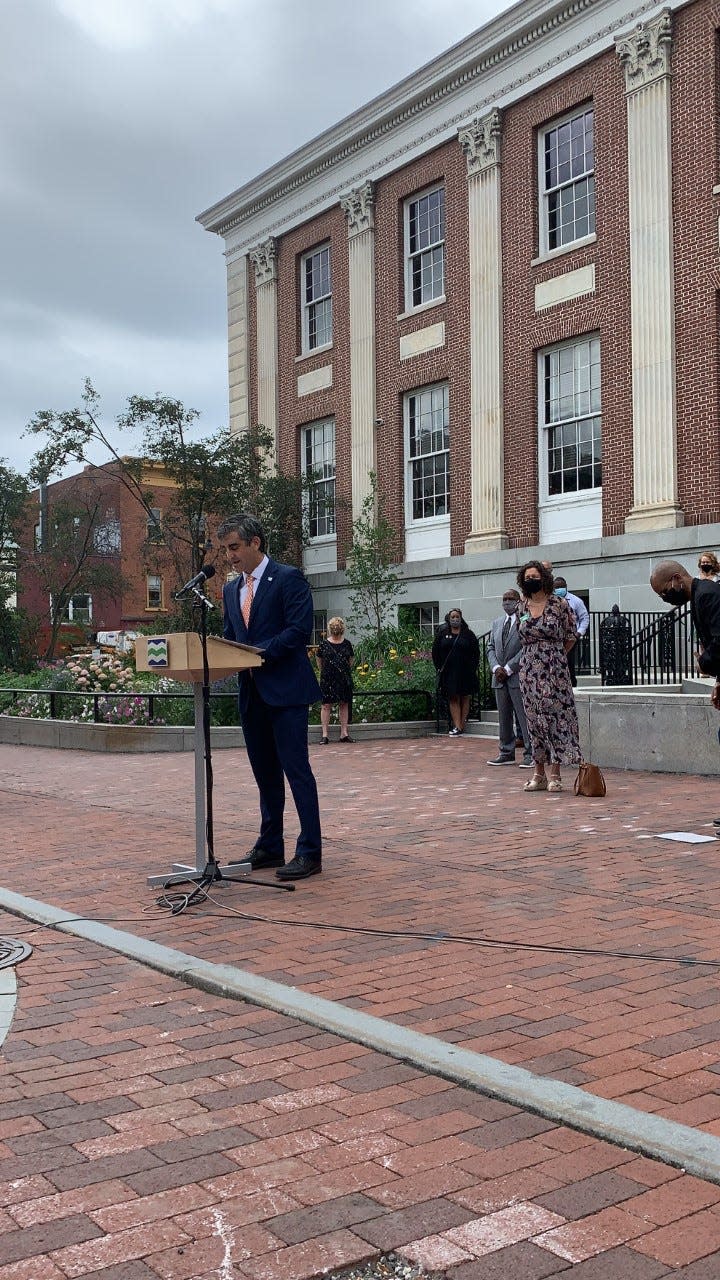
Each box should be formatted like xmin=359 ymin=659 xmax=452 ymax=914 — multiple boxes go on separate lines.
xmin=249 ymin=237 xmax=279 ymax=457
xmin=617 ymin=11 xmax=683 ymax=532
xmin=459 ymin=110 xmax=508 ymax=554
xmin=226 ymin=249 xmax=250 ymax=435
xmin=340 ymin=182 xmax=376 ymax=520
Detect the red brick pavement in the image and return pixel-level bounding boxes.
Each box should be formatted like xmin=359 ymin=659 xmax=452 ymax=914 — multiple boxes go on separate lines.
xmin=3 ymin=739 xmax=720 ymax=1274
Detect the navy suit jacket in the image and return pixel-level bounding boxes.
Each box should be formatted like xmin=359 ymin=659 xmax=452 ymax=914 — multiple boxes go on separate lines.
xmin=222 ymin=558 xmax=321 ymax=710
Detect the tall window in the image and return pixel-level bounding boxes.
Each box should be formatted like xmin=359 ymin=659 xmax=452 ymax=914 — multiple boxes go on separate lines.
xmin=540 ymin=106 xmax=595 ymax=253
xmin=146 ymin=508 xmax=163 ymax=542
xmin=301 ymin=245 xmax=332 ymax=352
xmin=67 ymin=594 xmax=92 ymax=623
xmin=405 ymin=384 xmax=450 ymax=521
xmin=147 ymin=575 xmax=163 ymax=610
xmin=302 ymin=420 xmax=336 ymax=538
xmin=93 ymin=517 xmax=121 ymax=554
xmin=405 ymin=185 xmax=445 ymax=309
xmin=311 ymin=610 xmax=328 ymax=647
xmin=541 ymin=336 xmax=601 ymax=496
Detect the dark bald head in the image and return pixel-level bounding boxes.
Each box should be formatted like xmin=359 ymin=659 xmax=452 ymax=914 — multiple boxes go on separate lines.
xmin=650 ymin=560 xmax=693 ymax=604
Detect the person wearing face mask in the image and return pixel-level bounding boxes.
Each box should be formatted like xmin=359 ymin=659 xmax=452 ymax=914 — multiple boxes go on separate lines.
xmin=553 ymin=576 xmax=589 ymax=688
xmin=516 ymin=559 xmax=582 ymax=792
xmin=698 ymin=552 xmax=720 ymax=583
xmin=486 ymin=589 xmax=532 ymax=765
xmin=650 ymin=561 xmax=720 ymax=710
xmin=432 ymin=608 xmax=480 ymax=735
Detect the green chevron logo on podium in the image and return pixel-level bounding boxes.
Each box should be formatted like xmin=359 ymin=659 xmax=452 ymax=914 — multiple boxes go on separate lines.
xmin=146 ymin=637 xmax=169 ymax=667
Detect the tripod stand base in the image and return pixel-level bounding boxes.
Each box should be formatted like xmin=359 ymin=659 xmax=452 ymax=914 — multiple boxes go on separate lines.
xmin=147 ymin=860 xmax=295 ymax=891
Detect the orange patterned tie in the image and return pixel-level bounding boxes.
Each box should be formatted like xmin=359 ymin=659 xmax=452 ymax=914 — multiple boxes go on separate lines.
xmin=241 ymin=574 xmax=254 ymax=627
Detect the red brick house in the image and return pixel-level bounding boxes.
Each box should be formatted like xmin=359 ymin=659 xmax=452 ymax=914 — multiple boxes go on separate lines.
xmin=18 ymin=461 xmax=221 ymax=651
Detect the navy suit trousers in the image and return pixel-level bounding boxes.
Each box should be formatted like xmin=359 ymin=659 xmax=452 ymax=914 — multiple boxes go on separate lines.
xmin=241 ymin=680 xmax=321 ymax=861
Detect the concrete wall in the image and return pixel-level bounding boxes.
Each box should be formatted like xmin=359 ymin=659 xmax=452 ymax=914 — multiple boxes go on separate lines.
xmin=0 ymin=718 xmax=434 ymax=753
xmin=575 ymin=685 xmax=720 ymax=776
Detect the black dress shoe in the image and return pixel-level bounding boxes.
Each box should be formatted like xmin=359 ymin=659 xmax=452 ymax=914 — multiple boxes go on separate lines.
xmin=239 ymin=846 xmax=285 ymax=870
xmin=276 ymin=855 xmax=322 ymax=880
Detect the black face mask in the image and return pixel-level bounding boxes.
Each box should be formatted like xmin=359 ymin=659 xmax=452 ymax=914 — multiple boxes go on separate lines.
xmin=661 ymin=588 xmax=687 ymax=607
xmin=523 ymin=579 xmax=542 ymax=594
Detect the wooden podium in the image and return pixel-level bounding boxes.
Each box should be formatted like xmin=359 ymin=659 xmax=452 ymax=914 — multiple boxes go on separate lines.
xmin=136 ymin=633 xmax=263 ymax=884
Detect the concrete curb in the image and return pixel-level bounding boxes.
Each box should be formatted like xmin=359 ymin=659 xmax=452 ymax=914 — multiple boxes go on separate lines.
xmin=0 ymin=968 xmax=17 ymax=1049
xmin=4 ymin=886 xmax=720 ymax=1185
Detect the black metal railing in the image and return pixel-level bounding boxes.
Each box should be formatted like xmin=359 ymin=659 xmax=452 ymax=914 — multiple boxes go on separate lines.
xmin=433 ymin=603 xmax=699 ymax=730
xmin=0 ymin=685 xmax=434 ymax=727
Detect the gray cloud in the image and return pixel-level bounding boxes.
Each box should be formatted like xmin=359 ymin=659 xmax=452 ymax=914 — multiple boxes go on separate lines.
xmin=0 ymin=0 xmax=508 ymax=475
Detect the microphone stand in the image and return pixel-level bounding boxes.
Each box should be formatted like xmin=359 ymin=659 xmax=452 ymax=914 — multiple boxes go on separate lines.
xmin=164 ymin=584 xmax=294 ymax=904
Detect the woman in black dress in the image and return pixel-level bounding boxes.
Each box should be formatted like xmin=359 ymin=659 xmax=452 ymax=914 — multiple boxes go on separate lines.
xmin=432 ymin=608 xmax=480 ymax=735
xmin=316 ymin=617 xmax=354 ymax=743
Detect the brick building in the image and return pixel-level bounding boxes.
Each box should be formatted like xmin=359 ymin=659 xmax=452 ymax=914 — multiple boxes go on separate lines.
xmin=19 ymin=462 xmax=221 ymax=648
xmin=197 ymin=0 xmax=720 ymax=635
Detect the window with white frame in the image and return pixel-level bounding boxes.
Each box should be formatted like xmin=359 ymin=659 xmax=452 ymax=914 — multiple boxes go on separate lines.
xmin=539 ymin=106 xmax=595 ymax=254
xmin=147 ymin=574 xmax=163 ymax=610
xmin=398 ymin=602 xmax=439 ymax=634
xmin=405 ymin=384 xmax=450 ymax=522
xmin=540 ymin=336 xmax=601 ymax=497
xmin=301 ymin=244 xmax=332 ymax=352
xmin=302 ymin=419 xmax=336 ymax=538
xmin=67 ymin=593 xmax=92 ymax=623
xmin=405 ymin=185 xmax=445 ymax=310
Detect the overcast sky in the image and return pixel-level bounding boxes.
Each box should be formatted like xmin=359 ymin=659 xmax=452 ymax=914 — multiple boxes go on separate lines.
xmin=1 ymin=0 xmax=513 ymax=479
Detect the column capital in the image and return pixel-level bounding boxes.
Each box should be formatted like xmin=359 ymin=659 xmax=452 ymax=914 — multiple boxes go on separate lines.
xmin=616 ymin=9 xmax=672 ymax=94
xmin=249 ymin=237 xmax=277 ymax=286
xmin=340 ymin=181 xmax=375 ymax=237
xmin=458 ymin=109 xmax=502 ymax=178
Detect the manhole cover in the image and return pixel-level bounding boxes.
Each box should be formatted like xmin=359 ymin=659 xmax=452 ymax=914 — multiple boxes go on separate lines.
xmin=0 ymin=938 xmax=32 ymax=970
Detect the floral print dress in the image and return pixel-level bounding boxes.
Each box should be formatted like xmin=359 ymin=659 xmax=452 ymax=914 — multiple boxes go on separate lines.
xmin=518 ymin=594 xmax=582 ymax=766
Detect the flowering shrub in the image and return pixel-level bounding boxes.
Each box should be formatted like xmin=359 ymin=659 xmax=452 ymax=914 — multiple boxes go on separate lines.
xmin=1 ymin=692 xmax=51 ymax=719
xmin=63 ymin=654 xmax=135 ymax=694
xmin=96 ymin=695 xmax=165 ymax=727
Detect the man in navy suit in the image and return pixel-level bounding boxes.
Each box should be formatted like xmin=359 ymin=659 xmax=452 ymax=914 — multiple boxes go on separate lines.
xmin=217 ymin=513 xmax=322 ymax=880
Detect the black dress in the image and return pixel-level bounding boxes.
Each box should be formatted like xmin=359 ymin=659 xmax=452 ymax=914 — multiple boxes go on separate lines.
xmin=432 ymin=625 xmax=480 ymax=697
xmin=317 ymin=638 xmax=354 ymax=704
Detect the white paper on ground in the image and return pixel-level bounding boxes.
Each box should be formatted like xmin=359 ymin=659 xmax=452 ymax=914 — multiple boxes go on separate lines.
xmin=657 ymin=831 xmax=717 ymax=844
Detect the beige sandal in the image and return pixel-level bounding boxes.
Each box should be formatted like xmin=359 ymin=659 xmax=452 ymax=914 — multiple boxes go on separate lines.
xmin=524 ymin=774 xmax=548 ymax=791
xmin=548 ymin=777 xmax=563 ymax=792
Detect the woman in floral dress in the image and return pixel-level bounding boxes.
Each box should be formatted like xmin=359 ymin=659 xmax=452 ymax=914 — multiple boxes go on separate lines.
xmin=516 ymin=560 xmax=581 ymax=793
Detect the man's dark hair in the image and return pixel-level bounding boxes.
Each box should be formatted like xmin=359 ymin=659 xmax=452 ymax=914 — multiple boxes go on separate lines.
xmin=553 ymin=576 xmax=567 ymax=589
xmin=216 ymin=513 xmax=267 ymax=552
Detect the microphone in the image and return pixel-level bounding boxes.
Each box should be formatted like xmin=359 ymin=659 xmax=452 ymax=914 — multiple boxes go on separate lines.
xmin=174 ymin=564 xmax=216 ymax=599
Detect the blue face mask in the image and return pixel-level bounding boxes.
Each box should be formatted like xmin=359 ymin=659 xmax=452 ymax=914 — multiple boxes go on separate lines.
xmin=554 ymin=587 xmax=567 ymax=598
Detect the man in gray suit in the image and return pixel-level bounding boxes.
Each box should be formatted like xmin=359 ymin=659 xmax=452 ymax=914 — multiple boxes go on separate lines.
xmin=486 ymin=588 xmax=532 ymax=766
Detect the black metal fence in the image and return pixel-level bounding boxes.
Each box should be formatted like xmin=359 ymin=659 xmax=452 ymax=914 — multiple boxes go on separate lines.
xmin=434 ymin=603 xmax=699 ymax=731
xmin=0 ymin=685 xmax=434 ymax=727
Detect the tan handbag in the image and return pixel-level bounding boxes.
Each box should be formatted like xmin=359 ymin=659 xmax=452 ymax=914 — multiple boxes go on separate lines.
xmin=574 ymin=762 xmax=606 ymax=797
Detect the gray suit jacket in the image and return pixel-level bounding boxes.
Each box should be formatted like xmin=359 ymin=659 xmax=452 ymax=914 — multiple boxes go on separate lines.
xmin=486 ymin=614 xmax=522 ymax=689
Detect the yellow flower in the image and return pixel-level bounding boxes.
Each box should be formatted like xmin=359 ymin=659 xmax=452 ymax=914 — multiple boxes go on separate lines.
xmin=389 ymin=648 xmax=397 ymax=658
xmin=397 ymin=669 xmax=404 ymax=676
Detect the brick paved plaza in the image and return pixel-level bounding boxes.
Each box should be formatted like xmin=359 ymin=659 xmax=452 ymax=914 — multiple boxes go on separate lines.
xmin=3 ymin=735 xmax=720 ymax=1277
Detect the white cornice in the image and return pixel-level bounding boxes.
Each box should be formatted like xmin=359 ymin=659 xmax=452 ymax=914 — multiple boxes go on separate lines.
xmin=198 ymin=0 xmax=690 ymax=250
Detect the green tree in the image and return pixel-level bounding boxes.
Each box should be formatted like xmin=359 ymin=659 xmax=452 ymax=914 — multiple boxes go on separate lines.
xmin=0 ymin=461 xmax=31 ymax=669
xmin=345 ymin=472 xmax=406 ymax=640
xmin=25 ymin=383 xmax=308 ymax=607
